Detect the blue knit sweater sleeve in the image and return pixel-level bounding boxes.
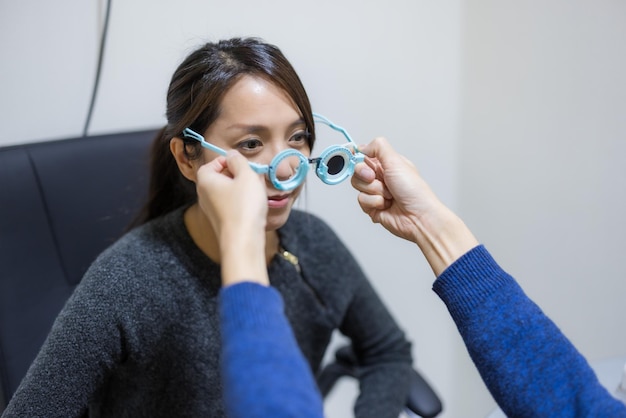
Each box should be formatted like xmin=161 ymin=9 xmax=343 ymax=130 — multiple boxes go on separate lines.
xmin=218 ymin=282 xmax=324 ymax=418
xmin=433 ymin=245 xmax=626 ymax=417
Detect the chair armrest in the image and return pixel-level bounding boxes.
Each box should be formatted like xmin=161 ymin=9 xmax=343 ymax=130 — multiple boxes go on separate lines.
xmin=406 ymin=368 xmax=443 ymax=418
xmin=317 ymin=345 xmax=443 ymax=417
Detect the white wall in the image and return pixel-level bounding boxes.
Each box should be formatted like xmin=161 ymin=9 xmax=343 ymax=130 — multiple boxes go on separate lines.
xmin=457 ymin=0 xmax=626 ymax=415
xmin=2 ymin=1 xmax=625 ymax=417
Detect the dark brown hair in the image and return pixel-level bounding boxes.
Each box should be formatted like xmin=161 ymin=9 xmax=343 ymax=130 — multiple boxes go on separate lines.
xmin=131 ymin=37 xmax=315 ymax=226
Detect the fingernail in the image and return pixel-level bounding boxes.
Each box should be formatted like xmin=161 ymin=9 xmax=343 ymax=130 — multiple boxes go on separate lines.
xmin=358 ymin=165 xmax=375 ymax=180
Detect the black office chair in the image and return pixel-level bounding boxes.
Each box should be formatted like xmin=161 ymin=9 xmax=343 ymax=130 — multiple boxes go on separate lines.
xmin=318 ymin=345 xmax=443 ymax=418
xmin=0 ymin=130 xmax=443 ymax=417
xmin=0 ymin=129 xmax=156 ymax=412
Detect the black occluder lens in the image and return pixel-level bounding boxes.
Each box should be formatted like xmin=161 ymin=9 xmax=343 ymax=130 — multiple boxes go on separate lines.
xmin=327 ymin=155 xmax=346 ymax=175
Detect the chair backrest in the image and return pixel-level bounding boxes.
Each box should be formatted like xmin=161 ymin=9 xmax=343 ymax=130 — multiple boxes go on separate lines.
xmin=0 ymin=129 xmax=157 ymax=410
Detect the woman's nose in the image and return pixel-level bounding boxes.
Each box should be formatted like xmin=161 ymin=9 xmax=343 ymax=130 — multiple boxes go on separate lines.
xmin=274 ymin=153 xmax=299 ymax=181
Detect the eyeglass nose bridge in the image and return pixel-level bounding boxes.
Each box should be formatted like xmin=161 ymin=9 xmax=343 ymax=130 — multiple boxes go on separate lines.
xmin=265 ymin=145 xmax=364 ymax=191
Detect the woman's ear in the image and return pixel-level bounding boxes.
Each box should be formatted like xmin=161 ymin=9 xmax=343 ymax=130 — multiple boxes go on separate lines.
xmin=170 ymin=137 xmax=198 ymax=182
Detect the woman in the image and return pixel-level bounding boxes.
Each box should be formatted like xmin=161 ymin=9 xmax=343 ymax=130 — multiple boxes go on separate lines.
xmin=2 ymin=38 xmax=412 ymax=418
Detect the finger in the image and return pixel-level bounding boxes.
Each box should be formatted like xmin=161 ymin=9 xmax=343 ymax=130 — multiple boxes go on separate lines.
xmin=352 ymin=173 xmax=393 ymax=201
xmin=197 ymin=157 xmax=230 ymax=187
xmin=357 ymin=137 xmax=391 ymax=160
xmin=353 ymin=162 xmax=376 ymax=183
xmin=351 ymin=173 xmax=379 ymax=193
xmin=224 ymin=150 xmax=252 ymax=176
xmin=203 ymin=155 xmax=228 ymax=174
xmin=357 ymin=191 xmax=390 ymax=213
xmin=224 ymin=151 xmax=267 ymax=189
xmin=354 ymin=153 xmax=387 ymax=185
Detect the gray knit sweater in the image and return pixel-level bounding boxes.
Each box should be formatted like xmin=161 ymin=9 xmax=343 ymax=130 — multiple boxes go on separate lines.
xmin=3 ymin=207 xmax=412 ymax=418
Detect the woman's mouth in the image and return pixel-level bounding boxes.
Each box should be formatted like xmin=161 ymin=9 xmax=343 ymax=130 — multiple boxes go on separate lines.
xmin=267 ymin=194 xmax=291 ymax=209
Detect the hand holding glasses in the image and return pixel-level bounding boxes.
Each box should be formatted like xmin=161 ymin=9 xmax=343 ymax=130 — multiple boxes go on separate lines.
xmin=182 ymin=113 xmax=364 ymax=191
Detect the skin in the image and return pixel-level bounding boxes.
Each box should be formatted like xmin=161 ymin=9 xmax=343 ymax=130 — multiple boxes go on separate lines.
xmin=170 ymin=75 xmax=310 ymax=272
xmin=350 ymin=137 xmax=478 ymax=276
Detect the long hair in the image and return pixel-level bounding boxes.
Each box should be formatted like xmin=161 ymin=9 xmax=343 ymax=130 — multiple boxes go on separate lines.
xmin=131 ymin=37 xmax=315 ymax=227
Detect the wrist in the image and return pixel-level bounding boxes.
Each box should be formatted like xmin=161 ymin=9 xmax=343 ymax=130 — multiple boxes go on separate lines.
xmin=413 ymin=206 xmax=478 ymax=277
xmin=219 ymin=226 xmax=269 ymax=287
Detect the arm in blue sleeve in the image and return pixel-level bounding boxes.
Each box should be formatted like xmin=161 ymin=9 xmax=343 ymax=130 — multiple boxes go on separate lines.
xmin=433 ymin=245 xmax=626 ymax=417
xmin=218 ymin=282 xmax=324 ymax=418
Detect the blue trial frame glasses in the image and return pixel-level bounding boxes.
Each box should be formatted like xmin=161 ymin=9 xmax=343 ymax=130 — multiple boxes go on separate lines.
xmin=182 ymin=113 xmax=364 ymax=191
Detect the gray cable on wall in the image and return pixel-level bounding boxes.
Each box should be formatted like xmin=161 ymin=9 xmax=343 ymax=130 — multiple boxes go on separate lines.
xmin=83 ymin=0 xmax=113 ymax=137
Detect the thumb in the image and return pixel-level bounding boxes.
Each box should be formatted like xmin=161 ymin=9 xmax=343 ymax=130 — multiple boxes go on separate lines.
xmin=359 ymin=137 xmax=394 ymax=162
xmin=224 ymin=150 xmax=253 ymax=176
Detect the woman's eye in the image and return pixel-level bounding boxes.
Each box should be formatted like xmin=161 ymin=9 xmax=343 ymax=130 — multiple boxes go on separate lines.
xmin=237 ymin=139 xmax=262 ymax=151
xmin=289 ymin=131 xmax=310 ymax=145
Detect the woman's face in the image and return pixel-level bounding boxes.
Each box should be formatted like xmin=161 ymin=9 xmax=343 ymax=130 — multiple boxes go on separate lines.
xmin=200 ymin=75 xmax=310 ymax=231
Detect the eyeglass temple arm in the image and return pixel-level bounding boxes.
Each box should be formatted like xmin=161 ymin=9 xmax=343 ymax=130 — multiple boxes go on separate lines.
xmin=182 ymin=128 xmax=267 ymax=174
xmin=312 ymin=113 xmax=356 ymax=144
xmin=182 ymin=128 xmax=226 ymax=156
xmin=312 ymin=113 xmax=362 ymax=157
